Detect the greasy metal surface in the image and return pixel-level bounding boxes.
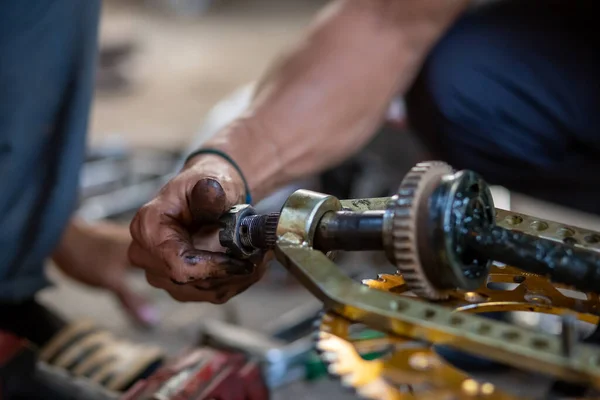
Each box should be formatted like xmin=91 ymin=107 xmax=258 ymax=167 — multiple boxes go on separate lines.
xmin=240 ymin=213 xmax=279 ymax=249
xmin=340 ymin=198 xmax=391 ymax=212
xmin=274 ymin=190 xmax=600 ymax=395
xmin=219 ymin=204 xmax=258 ymax=259
xmin=467 ymin=225 xmax=600 ymax=293
xmin=276 ymin=189 xmax=343 ymax=248
xmin=314 ymin=211 xmax=384 ymax=252
xmin=277 ymin=244 xmax=600 ymax=384
xmin=231 ymin=199 xmax=389 ymax=253
xmin=495 ymin=209 xmax=600 ymax=253
xmin=431 ymin=169 xmax=495 ymax=292
xmin=387 ymin=161 xmax=456 ymax=300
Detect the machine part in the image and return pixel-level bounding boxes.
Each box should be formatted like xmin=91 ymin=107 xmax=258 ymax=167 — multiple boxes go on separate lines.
xmin=314 ymin=211 xmax=385 ymax=252
xmin=271 ymin=189 xmax=600 ymax=391
xmin=317 ymin=313 xmax=519 ymax=400
xmin=219 ymin=204 xmax=261 ymax=259
xmin=464 ymin=224 xmax=600 ymax=294
xmin=316 ymin=261 xmax=600 ymax=400
xmin=39 ymin=320 xmax=164 ymax=392
xmin=239 ymin=213 xmax=280 ymax=250
xmin=222 ymin=164 xmax=600 ymax=298
xmin=387 ymin=161 xmax=457 ymax=299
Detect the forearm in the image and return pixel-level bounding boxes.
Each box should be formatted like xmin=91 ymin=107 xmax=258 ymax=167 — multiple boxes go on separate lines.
xmin=204 ymin=0 xmax=470 ymax=201
xmin=53 ymin=219 xmax=130 ymax=265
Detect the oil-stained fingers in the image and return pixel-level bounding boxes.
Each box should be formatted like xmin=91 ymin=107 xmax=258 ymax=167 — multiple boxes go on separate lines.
xmin=160 ymin=240 xmax=253 ymax=284
xmin=131 ymin=238 xmax=253 ymax=285
xmin=187 ymin=178 xmax=231 ymax=225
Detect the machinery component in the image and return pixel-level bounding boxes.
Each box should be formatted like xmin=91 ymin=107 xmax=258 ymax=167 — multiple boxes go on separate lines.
xmin=239 ymin=212 xmax=279 ymax=250
xmin=272 ymin=190 xmax=600 ymax=384
xmin=220 ymin=163 xmax=600 ymax=298
xmin=387 ymin=161 xmax=458 ymax=300
xmin=215 ymin=162 xmax=600 ymax=399
xmin=219 ymin=204 xmax=261 ymax=259
xmin=39 ymin=320 xmax=164 ymax=392
xmin=315 ymin=264 xmax=600 ymax=399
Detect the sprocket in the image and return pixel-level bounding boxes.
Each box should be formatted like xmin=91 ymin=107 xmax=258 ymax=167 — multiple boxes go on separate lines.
xmin=389 ymin=161 xmax=454 ymax=300
xmin=315 ymin=265 xmax=600 ymax=399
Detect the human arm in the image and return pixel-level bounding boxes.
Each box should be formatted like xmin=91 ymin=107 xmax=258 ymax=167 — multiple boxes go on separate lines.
xmin=53 ymin=218 xmax=159 ymax=327
xmin=203 ymin=0 xmax=471 ymax=201
xmin=128 ymin=0 xmax=470 ymax=303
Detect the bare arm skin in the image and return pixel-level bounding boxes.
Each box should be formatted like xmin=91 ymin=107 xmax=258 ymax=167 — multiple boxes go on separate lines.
xmin=202 ymin=0 xmax=471 ymax=201
xmin=129 ymin=0 xmax=470 ymax=303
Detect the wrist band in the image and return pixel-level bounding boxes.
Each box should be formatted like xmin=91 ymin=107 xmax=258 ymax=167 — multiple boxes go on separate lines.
xmin=185 ymin=148 xmax=253 ymax=204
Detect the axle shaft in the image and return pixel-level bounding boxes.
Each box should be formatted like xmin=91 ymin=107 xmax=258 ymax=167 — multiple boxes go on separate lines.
xmin=465 ymin=225 xmax=600 ymax=293
xmin=237 ymin=210 xmax=385 ymax=252
xmin=232 ymin=208 xmax=600 ymax=294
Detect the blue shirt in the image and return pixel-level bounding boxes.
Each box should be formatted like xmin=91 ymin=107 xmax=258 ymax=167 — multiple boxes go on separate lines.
xmin=0 ymin=0 xmax=101 ymax=301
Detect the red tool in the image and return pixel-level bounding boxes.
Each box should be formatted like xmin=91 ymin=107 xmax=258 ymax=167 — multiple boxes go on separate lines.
xmin=122 ymin=348 xmax=269 ymax=400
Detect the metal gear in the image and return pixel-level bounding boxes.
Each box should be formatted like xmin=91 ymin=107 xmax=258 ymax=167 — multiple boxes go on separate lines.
xmin=389 ymin=161 xmax=454 ymax=300
xmin=316 ymin=264 xmax=600 ymax=400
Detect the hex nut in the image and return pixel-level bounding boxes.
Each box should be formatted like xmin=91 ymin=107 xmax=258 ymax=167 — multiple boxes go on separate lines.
xmin=219 ymin=204 xmax=257 ymax=259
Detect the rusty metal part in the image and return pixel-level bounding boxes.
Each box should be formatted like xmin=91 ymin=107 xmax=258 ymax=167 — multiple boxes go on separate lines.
xmin=218 ymin=197 xmax=389 ymax=256
xmin=466 ymin=225 xmax=600 ymax=294
xmin=317 ymin=261 xmax=600 ymax=400
xmin=388 ymin=161 xmax=457 ymax=300
xmin=219 ymin=204 xmax=260 ymax=259
xmin=494 ymin=209 xmax=600 ymax=252
xmin=239 ymin=213 xmax=279 ymax=250
xmin=273 ymin=189 xmax=600 ymax=393
xmin=317 ymin=312 xmax=520 ymax=400
xmin=222 ymin=208 xmax=387 ymax=253
xmin=314 ymin=211 xmax=385 ymax=252
xmin=222 ymin=164 xmax=600 ymax=297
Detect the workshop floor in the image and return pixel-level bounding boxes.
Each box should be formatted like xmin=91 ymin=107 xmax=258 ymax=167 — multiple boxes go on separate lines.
xmin=37 ymin=1 xmax=600 ymax=398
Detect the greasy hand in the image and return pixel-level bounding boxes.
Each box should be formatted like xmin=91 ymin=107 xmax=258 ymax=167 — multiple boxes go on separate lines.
xmin=128 ymin=155 xmax=267 ymax=304
xmin=53 ymin=219 xmax=159 ymax=328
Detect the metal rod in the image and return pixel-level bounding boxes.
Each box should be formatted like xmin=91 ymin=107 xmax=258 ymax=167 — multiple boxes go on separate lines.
xmin=237 ymin=207 xmax=600 ymax=293
xmin=313 ymin=210 xmax=385 ymax=252
xmin=465 ymin=225 xmax=600 ymax=293
xmin=238 ymin=210 xmax=385 ymax=253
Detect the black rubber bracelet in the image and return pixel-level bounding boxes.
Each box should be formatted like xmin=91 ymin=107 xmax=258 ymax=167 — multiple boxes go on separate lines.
xmin=185 ymin=148 xmax=252 ymax=204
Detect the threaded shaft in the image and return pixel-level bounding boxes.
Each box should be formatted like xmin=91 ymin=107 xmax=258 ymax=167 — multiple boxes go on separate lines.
xmin=239 ymin=213 xmax=280 ymax=250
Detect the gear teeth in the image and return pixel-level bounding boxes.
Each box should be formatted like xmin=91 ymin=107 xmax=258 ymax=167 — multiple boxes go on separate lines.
xmin=391 ymin=161 xmax=454 ymax=300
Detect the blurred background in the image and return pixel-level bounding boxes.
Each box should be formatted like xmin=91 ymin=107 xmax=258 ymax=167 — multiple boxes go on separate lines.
xmin=35 ymin=0 xmax=600 ymax=398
